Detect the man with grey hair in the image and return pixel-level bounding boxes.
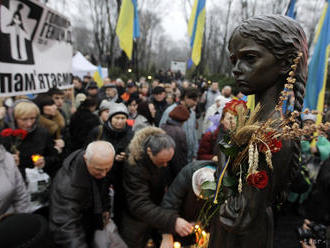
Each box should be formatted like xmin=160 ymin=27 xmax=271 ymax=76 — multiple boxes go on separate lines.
xmin=120 ymin=127 xmax=194 ymax=248
xmin=50 ymin=141 xmax=115 ymax=247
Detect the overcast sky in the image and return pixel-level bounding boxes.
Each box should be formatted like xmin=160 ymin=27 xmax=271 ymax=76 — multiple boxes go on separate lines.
xmin=46 ymin=0 xmax=194 ymax=42
xmin=46 ymin=0 xmax=325 ymax=44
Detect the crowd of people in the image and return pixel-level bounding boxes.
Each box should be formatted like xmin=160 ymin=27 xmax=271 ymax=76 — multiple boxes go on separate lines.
xmin=0 ymin=73 xmax=329 ymax=248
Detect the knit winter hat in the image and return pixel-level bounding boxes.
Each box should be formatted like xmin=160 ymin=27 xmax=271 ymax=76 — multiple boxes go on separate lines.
xmin=99 ymin=100 xmax=113 ymax=113
xmin=107 ymin=103 xmax=129 ymax=121
xmin=169 ymin=105 xmax=190 ymax=122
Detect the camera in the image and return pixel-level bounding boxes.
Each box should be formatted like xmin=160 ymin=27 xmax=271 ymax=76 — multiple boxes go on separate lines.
xmin=297 ymin=221 xmax=327 ymax=248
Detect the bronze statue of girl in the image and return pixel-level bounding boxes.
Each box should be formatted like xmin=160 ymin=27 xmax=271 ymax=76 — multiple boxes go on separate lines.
xmin=208 ymin=15 xmax=308 ymax=247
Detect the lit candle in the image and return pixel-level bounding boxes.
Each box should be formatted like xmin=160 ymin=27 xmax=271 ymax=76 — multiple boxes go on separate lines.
xmin=173 ymin=241 xmax=181 ymax=248
xmin=31 ymin=154 xmax=42 ymax=163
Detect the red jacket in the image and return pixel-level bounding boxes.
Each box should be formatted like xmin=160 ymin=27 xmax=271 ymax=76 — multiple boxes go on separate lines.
xmin=197 ymin=125 xmax=227 ymax=160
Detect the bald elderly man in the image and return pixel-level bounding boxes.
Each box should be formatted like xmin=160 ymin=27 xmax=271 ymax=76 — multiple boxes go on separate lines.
xmin=50 ymin=141 xmax=115 ymax=248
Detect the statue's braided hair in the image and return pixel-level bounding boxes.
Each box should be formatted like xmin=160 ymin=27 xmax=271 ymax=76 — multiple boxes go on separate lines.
xmin=229 ymin=15 xmax=308 ymax=186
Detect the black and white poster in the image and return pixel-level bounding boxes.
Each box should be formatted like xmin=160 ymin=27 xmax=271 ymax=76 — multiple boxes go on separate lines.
xmin=0 ymin=0 xmax=72 ymax=96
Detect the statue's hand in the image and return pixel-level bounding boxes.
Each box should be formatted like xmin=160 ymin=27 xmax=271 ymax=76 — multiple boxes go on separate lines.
xmin=219 ymin=193 xmax=253 ymax=233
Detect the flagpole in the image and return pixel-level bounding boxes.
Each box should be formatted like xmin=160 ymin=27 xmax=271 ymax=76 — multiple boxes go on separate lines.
xmin=134 ymin=39 xmax=139 ymax=81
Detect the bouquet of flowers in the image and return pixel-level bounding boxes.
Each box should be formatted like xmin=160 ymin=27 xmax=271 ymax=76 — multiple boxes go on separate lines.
xmin=0 ymin=128 xmax=28 ymax=153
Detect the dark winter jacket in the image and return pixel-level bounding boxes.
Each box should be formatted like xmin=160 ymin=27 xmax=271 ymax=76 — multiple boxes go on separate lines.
xmin=121 ymin=154 xmax=178 ymax=247
xmin=86 ymin=122 xmax=134 ymax=227
xmin=161 ymin=160 xmax=216 ymax=245
xmin=161 ymin=119 xmax=188 ymax=183
xmin=2 ymin=125 xmax=60 ymax=179
xmin=49 ymin=150 xmax=109 ymax=248
xmin=302 ymin=158 xmax=330 ymax=225
xmin=120 ymin=126 xmax=179 ymax=248
xmin=152 ymin=98 xmax=168 ymax=127
xmin=69 ymin=109 xmax=100 ymax=152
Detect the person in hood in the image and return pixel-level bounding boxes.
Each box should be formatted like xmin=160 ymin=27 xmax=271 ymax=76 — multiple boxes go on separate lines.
xmin=86 ymin=103 xmax=134 ymax=228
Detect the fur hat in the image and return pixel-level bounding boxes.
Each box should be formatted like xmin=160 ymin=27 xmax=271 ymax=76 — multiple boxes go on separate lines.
xmin=169 ymin=105 xmax=190 ymax=122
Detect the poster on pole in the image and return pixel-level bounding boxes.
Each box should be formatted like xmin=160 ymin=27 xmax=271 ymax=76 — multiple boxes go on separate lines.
xmin=0 ymin=0 xmax=72 ymax=97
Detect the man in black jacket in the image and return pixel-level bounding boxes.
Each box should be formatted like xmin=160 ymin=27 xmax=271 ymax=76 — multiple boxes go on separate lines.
xmin=49 ymin=141 xmax=115 ymax=248
xmin=120 ymin=127 xmax=194 ymax=248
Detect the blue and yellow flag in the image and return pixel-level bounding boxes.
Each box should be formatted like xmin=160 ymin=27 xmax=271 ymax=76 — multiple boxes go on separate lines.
xmin=188 ymin=0 xmax=206 ymax=66
xmin=116 ymin=0 xmax=140 ymax=60
xmin=303 ymin=0 xmax=330 ymax=124
xmin=286 ymin=0 xmax=297 ymax=19
xmin=93 ymin=65 xmax=104 ymax=88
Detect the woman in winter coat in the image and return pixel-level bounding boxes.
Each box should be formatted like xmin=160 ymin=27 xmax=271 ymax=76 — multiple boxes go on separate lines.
xmin=120 ymin=127 xmax=193 ymax=248
xmin=132 ymin=101 xmax=156 ymax=132
xmin=86 ymin=103 xmax=134 ymax=228
xmin=160 ymin=105 xmax=190 ymax=183
xmin=0 ymin=145 xmax=31 ymax=215
xmin=69 ymin=97 xmax=100 ymax=152
xmin=2 ymin=100 xmax=60 ymax=179
xmin=34 ymin=94 xmax=65 ymax=154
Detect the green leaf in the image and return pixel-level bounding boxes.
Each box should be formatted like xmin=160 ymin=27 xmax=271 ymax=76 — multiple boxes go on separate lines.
xmin=201 ymin=181 xmax=217 ymax=191
xmin=200 ymin=189 xmax=215 ymax=199
xmin=223 ymin=176 xmax=236 ymax=187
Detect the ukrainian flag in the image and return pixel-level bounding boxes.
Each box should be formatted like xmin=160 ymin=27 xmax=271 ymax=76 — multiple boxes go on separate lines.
xmin=303 ymin=0 xmax=330 ymax=124
xmin=93 ymin=65 xmax=103 ymax=88
xmin=116 ymin=0 xmax=140 ymax=60
xmin=188 ymin=0 xmax=206 ymax=66
xmin=286 ymin=0 xmax=297 ymax=19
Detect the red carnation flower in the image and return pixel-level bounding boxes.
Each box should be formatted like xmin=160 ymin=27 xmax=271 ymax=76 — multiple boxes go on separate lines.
xmin=247 ymin=170 xmax=269 ymax=189
xmin=0 ymin=128 xmax=13 ymax=137
xmin=13 ymin=129 xmax=28 ymax=140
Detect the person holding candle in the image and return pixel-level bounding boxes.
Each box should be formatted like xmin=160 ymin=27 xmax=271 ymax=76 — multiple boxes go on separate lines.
xmin=49 ymin=141 xmax=119 ymax=248
xmin=160 ymin=160 xmax=217 ymax=248
xmin=120 ymin=127 xmax=194 ymax=248
xmin=1 ymin=99 xmax=60 ymax=179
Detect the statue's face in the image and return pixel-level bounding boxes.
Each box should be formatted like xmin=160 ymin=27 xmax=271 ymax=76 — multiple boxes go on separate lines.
xmin=228 ymin=32 xmax=283 ymax=95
